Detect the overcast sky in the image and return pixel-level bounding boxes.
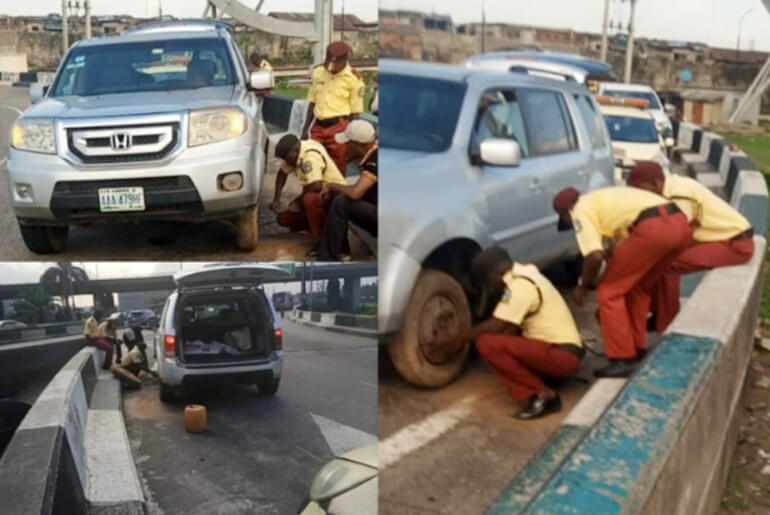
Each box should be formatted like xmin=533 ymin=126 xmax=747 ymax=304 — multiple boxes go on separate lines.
xmin=0 ymin=0 xmax=377 ymax=22
xmin=381 ymin=0 xmax=770 ymax=52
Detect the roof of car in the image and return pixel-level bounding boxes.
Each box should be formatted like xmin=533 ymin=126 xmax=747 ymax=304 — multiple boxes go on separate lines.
xmin=75 ymin=28 xmax=224 ymax=48
xmin=599 ymin=104 xmax=654 ymax=119
xmin=467 ymin=50 xmax=617 ymax=79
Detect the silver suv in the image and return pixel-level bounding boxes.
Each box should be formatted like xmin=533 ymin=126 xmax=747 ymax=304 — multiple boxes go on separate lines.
xmin=7 ymin=20 xmax=274 ymax=253
xmin=155 ymin=263 xmax=288 ymax=402
xmin=378 ymin=59 xmax=614 ymax=387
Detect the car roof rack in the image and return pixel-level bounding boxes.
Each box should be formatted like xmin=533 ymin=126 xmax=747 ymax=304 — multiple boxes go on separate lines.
xmin=509 ymin=65 xmax=577 ymax=82
xmin=594 ymin=95 xmax=650 ymax=109
xmin=123 ymin=18 xmax=233 ymax=35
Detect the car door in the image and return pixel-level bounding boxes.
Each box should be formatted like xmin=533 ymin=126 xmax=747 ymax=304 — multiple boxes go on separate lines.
xmin=470 ymin=87 xmax=547 ymax=264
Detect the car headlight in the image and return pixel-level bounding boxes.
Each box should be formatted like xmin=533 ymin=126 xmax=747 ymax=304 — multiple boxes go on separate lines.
xmin=11 ymin=119 xmax=56 ymax=154
xmin=189 ymin=108 xmax=247 ymax=147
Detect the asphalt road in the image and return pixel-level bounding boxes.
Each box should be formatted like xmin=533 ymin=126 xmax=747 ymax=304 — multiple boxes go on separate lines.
xmin=0 ymin=85 xmax=340 ymax=261
xmin=123 ymin=320 xmax=377 ymax=515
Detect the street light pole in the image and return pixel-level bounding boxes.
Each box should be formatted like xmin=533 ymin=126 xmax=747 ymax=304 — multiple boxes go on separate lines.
xmin=61 ymin=0 xmax=69 ymax=51
xmin=600 ymin=0 xmax=610 ymax=62
xmin=623 ymin=0 xmax=637 ymax=84
xmin=84 ymin=0 xmax=91 ymax=39
xmin=737 ymin=8 xmax=754 ymax=62
xmin=481 ymin=0 xmax=486 ymax=54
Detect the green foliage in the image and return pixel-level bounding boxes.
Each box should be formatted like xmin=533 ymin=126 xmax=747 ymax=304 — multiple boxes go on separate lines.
xmin=13 ymin=286 xmax=56 ymax=324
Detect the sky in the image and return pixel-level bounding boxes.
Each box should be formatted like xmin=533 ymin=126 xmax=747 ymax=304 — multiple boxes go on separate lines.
xmin=0 ymin=0 xmax=377 ymax=23
xmin=381 ymin=0 xmax=770 ymax=52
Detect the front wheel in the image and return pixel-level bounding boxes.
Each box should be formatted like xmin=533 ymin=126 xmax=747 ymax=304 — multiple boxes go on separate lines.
xmin=235 ymin=206 xmax=259 ymax=251
xmin=257 ymin=378 xmax=280 ymax=396
xmin=18 ymin=223 xmax=68 ymax=254
xmin=389 ymin=269 xmax=472 ymax=388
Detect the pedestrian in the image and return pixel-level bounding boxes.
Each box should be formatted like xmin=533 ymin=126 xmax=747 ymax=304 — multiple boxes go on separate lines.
xmin=426 ymin=247 xmax=584 ymax=419
xmin=318 ymin=119 xmax=378 ymax=261
xmin=250 ymin=52 xmax=274 ymax=72
xmin=271 ymin=133 xmax=348 ymax=256
xmin=552 ymin=185 xmax=692 ymax=377
xmin=627 ymin=161 xmax=755 ymax=331
xmin=301 ymin=41 xmax=366 ymax=174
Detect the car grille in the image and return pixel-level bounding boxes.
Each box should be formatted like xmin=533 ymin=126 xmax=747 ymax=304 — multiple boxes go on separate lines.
xmin=67 ymin=123 xmax=179 ymax=164
xmin=53 ymin=177 xmax=186 ymax=195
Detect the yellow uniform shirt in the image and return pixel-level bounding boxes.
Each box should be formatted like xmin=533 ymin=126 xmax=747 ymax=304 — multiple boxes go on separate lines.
xmin=493 ymin=263 xmax=582 ymax=347
xmin=122 ymin=347 xmax=144 ymax=366
xmin=571 ymin=187 xmax=669 ymax=255
xmin=663 ymin=174 xmax=750 ymax=243
xmin=280 ymin=139 xmax=347 ymax=187
xmin=94 ymin=321 xmax=115 ymax=339
xmin=84 ymin=316 xmax=98 ymax=338
xmin=307 ymin=64 xmax=365 ymax=120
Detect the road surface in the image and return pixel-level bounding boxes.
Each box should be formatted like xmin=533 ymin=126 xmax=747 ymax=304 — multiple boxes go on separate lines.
xmin=123 ymin=320 xmax=377 ymax=515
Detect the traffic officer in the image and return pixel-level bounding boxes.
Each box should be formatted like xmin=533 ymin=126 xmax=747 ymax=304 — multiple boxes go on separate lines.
xmin=426 ymin=247 xmax=584 ymax=420
xmin=552 ymin=186 xmax=692 ymax=377
xmin=271 ymin=134 xmax=347 ymax=255
xmin=627 ymin=161 xmax=754 ymax=331
xmin=250 ymin=52 xmax=274 ymax=72
xmin=302 ymin=41 xmax=366 ymax=174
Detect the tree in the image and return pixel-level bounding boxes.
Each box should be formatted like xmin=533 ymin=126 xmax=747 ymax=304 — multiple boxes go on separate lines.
xmin=40 ymin=262 xmax=89 ymax=320
xmin=13 ymin=286 xmax=56 ymax=324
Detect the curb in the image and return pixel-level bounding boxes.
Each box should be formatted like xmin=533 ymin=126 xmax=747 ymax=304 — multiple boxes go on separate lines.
xmin=289 ymin=315 xmax=377 ymax=339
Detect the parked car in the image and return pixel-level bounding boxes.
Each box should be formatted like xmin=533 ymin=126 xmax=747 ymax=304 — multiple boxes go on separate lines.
xmin=154 ymin=263 xmax=289 ymax=402
xmin=298 ymin=444 xmax=377 ymax=515
xmin=106 ymin=311 xmax=127 ymax=328
xmin=127 ymin=309 xmax=155 ymax=327
xmin=378 ymin=59 xmax=614 ymax=387
xmin=598 ymin=82 xmax=674 ymax=142
xmin=595 ymin=96 xmax=672 ymax=184
xmin=144 ymin=315 xmax=160 ymax=330
xmin=8 ymin=20 xmax=274 ymax=254
xmin=0 ymin=320 xmax=28 ymax=330
xmin=463 ymin=50 xmax=619 ymax=85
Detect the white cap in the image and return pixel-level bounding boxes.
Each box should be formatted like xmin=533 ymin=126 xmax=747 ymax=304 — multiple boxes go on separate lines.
xmin=334 ymin=119 xmax=376 ymax=144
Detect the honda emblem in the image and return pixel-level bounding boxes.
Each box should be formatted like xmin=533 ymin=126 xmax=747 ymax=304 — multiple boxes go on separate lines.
xmin=110 ymin=132 xmax=132 ymax=150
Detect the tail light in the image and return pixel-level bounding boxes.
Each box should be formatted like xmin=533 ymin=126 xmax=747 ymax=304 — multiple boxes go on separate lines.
xmin=273 ymin=329 xmax=282 ymax=351
xmin=164 ymin=335 xmax=176 ymax=358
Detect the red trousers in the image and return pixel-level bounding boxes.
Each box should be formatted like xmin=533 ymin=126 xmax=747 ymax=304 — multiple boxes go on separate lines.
xmin=276 ymin=192 xmax=330 ymax=240
xmin=88 ymin=338 xmax=113 ymax=369
xmin=311 ymin=118 xmax=349 ymax=175
xmin=652 ymin=236 xmax=754 ymax=332
xmin=598 ymin=209 xmax=692 ymax=359
xmin=476 ymin=333 xmax=581 ymax=401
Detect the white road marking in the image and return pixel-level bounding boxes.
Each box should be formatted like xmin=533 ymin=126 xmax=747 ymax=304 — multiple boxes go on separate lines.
xmin=0 ymin=103 xmax=22 ymax=115
xmin=311 ymin=413 xmax=377 ymax=456
xmin=379 ymin=395 xmax=477 ymax=470
xmin=360 ymin=381 xmax=378 ymax=389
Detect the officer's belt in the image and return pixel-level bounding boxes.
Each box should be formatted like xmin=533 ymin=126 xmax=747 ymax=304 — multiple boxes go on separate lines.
xmin=315 ymin=116 xmax=347 ymax=127
xmin=732 ymin=227 xmax=754 ymax=240
xmin=632 ymin=203 xmax=680 ymax=227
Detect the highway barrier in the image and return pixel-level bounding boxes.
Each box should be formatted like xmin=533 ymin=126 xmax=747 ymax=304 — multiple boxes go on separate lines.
xmin=0 ymin=347 xmax=143 ymax=514
xmin=0 ymin=321 xmax=84 ymax=344
xmin=487 ymin=125 xmax=768 ymax=515
xmin=0 ymin=335 xmax=85 ymax=398
xmin=290 ymin=310 xmax=376 ymax=337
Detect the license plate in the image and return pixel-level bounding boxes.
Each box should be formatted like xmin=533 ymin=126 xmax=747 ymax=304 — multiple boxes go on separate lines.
xmin=98 ymin=187 xmax=145 ymax=212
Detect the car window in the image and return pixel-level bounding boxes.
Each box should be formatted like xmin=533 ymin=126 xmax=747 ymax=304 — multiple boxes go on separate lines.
xmin=575 ymin=94 xmax=606 ymax=149
xmin=603 ymin=115 xmax=659 ymax=143
xmin=472 ymin=89 xmax=530 ymax=157
xmin=519 ymin=89 xmax=577 ymax=156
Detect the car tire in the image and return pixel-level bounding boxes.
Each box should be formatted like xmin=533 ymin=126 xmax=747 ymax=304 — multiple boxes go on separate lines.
xmin=159 ymin=382 xmax=174 ymax=402
xmin=235 ymin=205 xmax=259 ymax=251
xmin=389 ymin=269 xmax=472 ymax=388
xmin=18 ymin=223 xmax=68 ymax=254
xmin=257 ymin=378 xmax=280 ymax=396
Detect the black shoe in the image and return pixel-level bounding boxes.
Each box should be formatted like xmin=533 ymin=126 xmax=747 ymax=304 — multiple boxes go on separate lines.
xmin=594 ymin=360 xmax=637 ymax=378
xmin=515 ymin=394 xmax=562 ymax=420
xmin=635 ymin=349 xmax=647 ymax=362
xmin=646 ymin=313 xmax=657 ymax=332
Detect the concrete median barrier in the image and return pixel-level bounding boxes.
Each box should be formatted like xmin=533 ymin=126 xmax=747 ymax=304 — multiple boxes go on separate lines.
xmin=0 ymin=347 xmax=143 ymax=514
xmin=0 ymin=335 xmax=86 ymax=398
xmin=486 ymin=126 xmax=769 ymax=514
xmin=289 ymin=310 xmax=376 ymax=338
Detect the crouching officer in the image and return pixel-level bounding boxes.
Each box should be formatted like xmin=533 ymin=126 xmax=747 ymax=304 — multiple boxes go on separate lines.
xmin=426 ymin=247 xmax=584 ymax=420
xmin=552 ymin=186 xmax=692 ymax=377
xmin=627 ymin=161 xmax=755 ymax=331
xmin=271 ymin=134 xmax=348 ymax=255
xmin=302 ymin=41 xmax=366 ymax=174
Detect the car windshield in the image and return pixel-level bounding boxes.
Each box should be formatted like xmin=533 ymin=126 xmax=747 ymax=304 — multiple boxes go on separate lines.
xmin=50 ymin=38 xmax=236 ymax=97
xmin=602 ymin=89 xmax=661 ymax=109
xmin=379 ymin=73 xmax=466 ymax=152
xmin=604 ymin=115 xmax=659 ymax=143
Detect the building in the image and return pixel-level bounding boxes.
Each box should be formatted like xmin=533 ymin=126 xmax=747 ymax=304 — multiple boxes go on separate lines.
xmin=117 ymin=290 xmax=171 ymax=313
xmin=379 ymin=9 xmax=453 ymax=32
xmin=680 ymin=88 xmax=760 ymax=126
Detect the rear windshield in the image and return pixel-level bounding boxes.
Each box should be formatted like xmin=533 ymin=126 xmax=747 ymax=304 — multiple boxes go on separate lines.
xmin=602 ymin=89 xmax=661 ymax=109
xmin=51 ymin=38 xmax=237 ymax=97
xmin=603 ymin=115 xmax=659 ymax=143
xmin=379 ymin=73 xmax=466 ymax=153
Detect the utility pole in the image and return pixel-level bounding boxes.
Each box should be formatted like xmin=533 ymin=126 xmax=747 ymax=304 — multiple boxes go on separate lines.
xmin=314 ymin=0 xmax=333 ymax=64
xmin=84 ymin=0 xmax=91 ymax=39
xmin=341 ymin=0 xmax=345 ymax=42
xmin=62 ymin=0 xmax=69 ymax=51
xmin=624 ymin=0 xmax=637 ymax=84
xmin=737 ymin=8 xmax=754 ymax=62
xmin=600 ymin=0 xmax=610 ymax=62
xmin=158 ymin=0 xmax=163 ymax=19
xmin=481 ymin=0 xmax=486 ymax=54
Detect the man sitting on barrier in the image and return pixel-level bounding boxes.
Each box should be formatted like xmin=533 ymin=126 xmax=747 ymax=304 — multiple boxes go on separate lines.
xmin=96 ymin=318 xmax=121 ymax=367
xmin=83 ymin=309 xmax=102 ymax=342
xmin=424 ymin=247 xmax=584 ymax=420
xmin=627 ymin=161 xmax=755 ymax=331
xmin=271 ymin=134 xmax=348 ymax=256
xmin=84 ymin=311 xmax=114 ymax=370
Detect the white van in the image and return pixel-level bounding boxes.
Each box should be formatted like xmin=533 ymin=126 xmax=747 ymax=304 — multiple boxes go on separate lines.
xmin=598 ymin=82 xmax=673 ymax=139
xmin=154 ymin=263 xmax=289 ymax=401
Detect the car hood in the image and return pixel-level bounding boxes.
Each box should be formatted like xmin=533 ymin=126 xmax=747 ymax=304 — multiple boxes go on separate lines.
xmin=23 ymin=86 xmax=236 ymax=119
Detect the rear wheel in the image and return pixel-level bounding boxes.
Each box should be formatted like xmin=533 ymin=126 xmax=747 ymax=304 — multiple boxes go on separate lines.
xmin=159 ymin=382 xmax=174 ymax=402
xmin=235 ymin=206 xmax=259 ymax=251
xmin=257 ymin=378 xmax=280 ymax=396
xmin=389 ymin=269 xmax=472 ymax=388
xmin=18 ymin=223 xmax=68 ymax=254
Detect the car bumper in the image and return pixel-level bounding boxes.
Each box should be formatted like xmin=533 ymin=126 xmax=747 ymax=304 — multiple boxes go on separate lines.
xmin=159 ymin=352 xmax=282 ymax=386
xmin=8 ymin=137 xmax=262 ymax=224
xmin=377 ymin=244 xmax=421 ymax=337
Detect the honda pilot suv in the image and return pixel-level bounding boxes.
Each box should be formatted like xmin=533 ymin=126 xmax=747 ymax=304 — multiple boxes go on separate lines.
xmin=378 ymin=59 xmax=614 ymax=388
xmin=155 ymin=263 xmax=288 ymax=402
xmin=7 ymin=20 xmax=274 ymax=253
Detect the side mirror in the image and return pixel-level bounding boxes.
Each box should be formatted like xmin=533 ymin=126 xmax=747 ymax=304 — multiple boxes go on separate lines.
xmin=479 ymin=139 xmax=521 ymax=167
xmin=248 ymin=70 xmax=274 ymax=91
xmin=29 ymin=83 xmax=48 ymax=104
